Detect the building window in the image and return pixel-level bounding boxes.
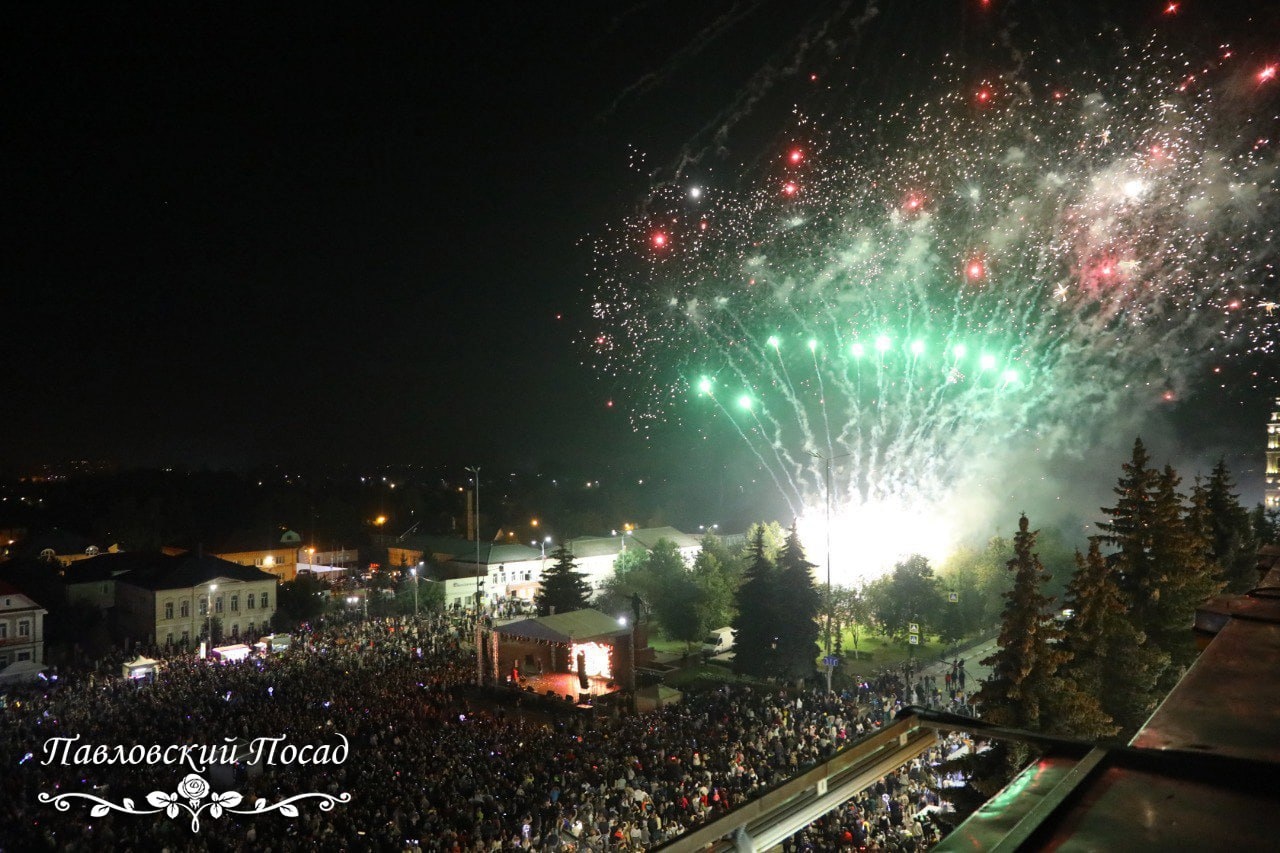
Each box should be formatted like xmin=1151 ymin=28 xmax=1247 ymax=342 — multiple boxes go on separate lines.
xmin=231 ymin=594 xmax=239 ymax=612
xmin=246 ymin=622 xmax=254 ymax=635
xmin=0 ymin=657 xmax=7 ymax=668
xmin=164 ymin=602 xmax=174 ymax=620
xmin=18 ymin=620 xmax=29 ymax=637
xmin=215 ymin=597 xmax=224 ymax=614
xmin=199 ymin=599 xmax=208 ymax=617
xmin=181 ymin=630 xmax=189 ymax=645
xmin=17 ymin=651 xmax=30 ymax=662
xmin=260 ymin=593 xmax=269 ymax=609
xmin=166 ymin=633 xmax=173 ymax=647
xmin=0 ymin=623 xmax=7 ymax=639
xmin=247 ymin=594 xmax=255 ymax=610
xmin=181 ymin=601 xmax=190 ymax=618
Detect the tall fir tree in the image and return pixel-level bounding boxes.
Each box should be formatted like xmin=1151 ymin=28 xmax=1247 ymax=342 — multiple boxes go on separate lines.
xmin=1148 ymin=466 xmax=1222 ymax=683
xmin=773 ymin=524 xmax=822 ymax=682
xmin=1059 ymin=541 xmax=1167 ymax=737
xmin=1096 ymin=438 xmax=1161 ymax=627
xmin=977 ymin=516 xmax=1108 ymax=770
xmin=534 ymin=545 xmax=592 ymax=617
xmin=731 ymin=526 xmax=781 ymax=678
xmin=1204 ymin=459 xmax=1259 ymax=593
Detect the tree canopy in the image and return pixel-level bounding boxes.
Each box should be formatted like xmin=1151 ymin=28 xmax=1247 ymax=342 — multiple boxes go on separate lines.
xmin=534 ymin=544 xmax=592 ymax=616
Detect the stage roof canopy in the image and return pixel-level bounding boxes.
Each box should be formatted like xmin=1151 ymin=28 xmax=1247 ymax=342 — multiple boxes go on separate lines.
xmin=495 ymin=609 xmax=627 ymax=644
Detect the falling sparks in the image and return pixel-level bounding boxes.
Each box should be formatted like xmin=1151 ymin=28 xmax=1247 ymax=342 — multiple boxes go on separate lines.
xmin=585 ymin=31 xmax=1278 ymax=579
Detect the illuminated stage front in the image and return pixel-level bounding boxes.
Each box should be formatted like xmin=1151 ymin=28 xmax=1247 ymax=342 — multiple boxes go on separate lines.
xmin=479 ymin=608 xmax=636 ymax=701
xmin=517 ymin=671 xmax=619 ymax=704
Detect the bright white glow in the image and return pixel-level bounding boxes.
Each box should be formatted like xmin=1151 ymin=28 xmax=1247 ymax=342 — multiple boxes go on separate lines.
xmin=1123 ymin=179 xmax=1147 ymax=199
xmin=571 ymin=641 xmax=612 ymax=678
xmin=689 ymin=186 xmax=702 ymax=199
xmin=796 ymin=496 xmax=957 ymax=586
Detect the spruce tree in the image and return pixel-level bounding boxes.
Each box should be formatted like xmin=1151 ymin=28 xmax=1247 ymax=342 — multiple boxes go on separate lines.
xmin=774 ymin=524 xmax=822 ymax=682
xmin=1059 ymin=541 xmax=1166 ymax=737
xmin=731 ymin=526 xmax=781 ymax=678
xmin=535 ymin=544 xmax=592 ymax=616
xmin=1148 ymin=466 xmax=1222 ymax=682
xmin=1204 ymin=460 xmax=1259 ymax=593
xmin=977 ymin=516 xmax=1108 ymax=767
xmin=1096 ymin=438 xmax=1161 ymax=626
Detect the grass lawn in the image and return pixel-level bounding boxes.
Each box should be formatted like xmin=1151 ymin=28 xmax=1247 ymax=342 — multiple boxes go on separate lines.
xmin=830 ymin=628 xmax=948 ymax=677
xmin=648 ymin=636 xmax=697 ymax=655
xmin=664 ymin=660 xmax=762 ymax=690
xmin=646 ymin=625 xmax=985 ymax=686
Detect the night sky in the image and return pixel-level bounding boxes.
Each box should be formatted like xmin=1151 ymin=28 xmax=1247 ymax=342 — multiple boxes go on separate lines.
xmin=4 ymin=3 xmax=1277 ymax=506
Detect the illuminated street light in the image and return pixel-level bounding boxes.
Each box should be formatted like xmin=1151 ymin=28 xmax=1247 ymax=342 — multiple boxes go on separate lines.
xmin=207 ymin=583 xmax=217 ymax=651
xmin=411 ymin=564 xmax=420 ymax=619
xmin=809 ymin=449 xmax=851 ymax=694
xmin=465 ymin=465 xmax=482 ymax=621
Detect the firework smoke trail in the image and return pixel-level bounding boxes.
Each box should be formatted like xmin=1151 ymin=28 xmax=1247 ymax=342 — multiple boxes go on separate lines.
xmin=587 ymin=38 xmax=1278 ymax=578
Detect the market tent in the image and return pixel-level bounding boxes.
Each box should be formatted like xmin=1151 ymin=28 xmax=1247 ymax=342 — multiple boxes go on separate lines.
xmin=0 ymin=660 xmax=48 ymax=685
xmin=122 ymin=655 xmax=162 ymax=679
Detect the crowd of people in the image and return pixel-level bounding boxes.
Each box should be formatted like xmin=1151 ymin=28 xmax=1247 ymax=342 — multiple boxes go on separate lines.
xmin=0 ymin=612 xmax=969 ymax=851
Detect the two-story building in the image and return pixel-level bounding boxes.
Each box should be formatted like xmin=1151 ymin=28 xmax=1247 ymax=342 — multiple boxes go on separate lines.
xmin=0 ymin=580 xmax=48 ymax=669
xmin=205 ymin=529 xmax=303 ymax=583
xmin=114 ymin=552 xmax=278 ymax=649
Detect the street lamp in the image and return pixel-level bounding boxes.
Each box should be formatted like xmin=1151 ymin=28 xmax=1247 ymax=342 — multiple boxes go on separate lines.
xmin=411 ymin=564 xmax=420 ymax=619
xmin=809 ymin=449 xmax=851 ymax=693
xmin=465 ymin=465 xmax=482 ymax=621
xmin=207 ymin=583 xmax=218 ymax=650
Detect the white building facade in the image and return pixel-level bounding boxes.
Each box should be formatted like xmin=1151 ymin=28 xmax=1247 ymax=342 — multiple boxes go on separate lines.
xmin=0 ymin=581 xmax=48 ymax=669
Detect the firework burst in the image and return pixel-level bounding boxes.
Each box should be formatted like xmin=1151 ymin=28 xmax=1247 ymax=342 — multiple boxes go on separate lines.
xmin=588 ymin=36 xmax=1278 ymax=581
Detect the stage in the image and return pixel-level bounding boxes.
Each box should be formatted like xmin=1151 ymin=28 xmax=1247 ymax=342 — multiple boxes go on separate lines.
xmin=514 ymin=671 xmax=621 ymax=704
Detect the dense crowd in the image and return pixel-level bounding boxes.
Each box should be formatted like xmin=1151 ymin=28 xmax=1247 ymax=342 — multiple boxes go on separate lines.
xmin=0 ymin=613 xmax=966 ymax=851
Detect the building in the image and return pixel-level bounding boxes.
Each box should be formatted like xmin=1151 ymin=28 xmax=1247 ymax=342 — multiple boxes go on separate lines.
xmin=0 ymin=580 xmax=48 ymax=669
xmin=441 ymin=542 xmax=545 ymax=611
xmin=205 ymin=529 xmax=303 ymax=583
xmin=565 ymin=527 xmax=702 ymax=595
xmin=381 ymin=527 xmax=706 ymax=611
xmin=1267 ymin=397 xmax=1280 ymax=510
xmin=114 ymin=552 xmax=278 ymax=649
xmin=6 ymin=528 xmax=117 ymax=567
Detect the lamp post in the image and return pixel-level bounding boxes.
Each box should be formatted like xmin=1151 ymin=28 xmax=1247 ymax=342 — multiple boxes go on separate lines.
xmin=809 ymin=450 xmax=851 ymax=693
xmin=465 ymin=465 xmax=482 ymax=622
xmin=411 ymin=564 xmax=420 ymax=619
xmin=207 ymin=583 xmax=217 ymax=651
